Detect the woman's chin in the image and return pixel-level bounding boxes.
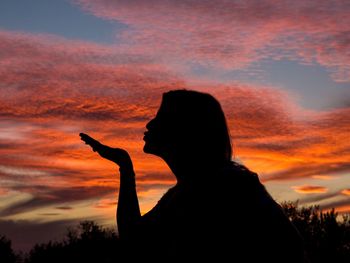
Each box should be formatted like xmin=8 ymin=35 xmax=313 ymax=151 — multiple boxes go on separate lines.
xmin=143 ymin=143 xmax=161 ymax=156
xmin=143 ymin=143 xmax=153 ymax=154
xmin=143 ymin=145 xmax=150 ymax=153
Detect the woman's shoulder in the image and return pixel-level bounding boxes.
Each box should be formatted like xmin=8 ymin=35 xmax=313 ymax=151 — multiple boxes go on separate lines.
xmin=216 ymin=161 xmax=271 ymax=201
xmin=220 ymin=161 xmax=260 ymax=182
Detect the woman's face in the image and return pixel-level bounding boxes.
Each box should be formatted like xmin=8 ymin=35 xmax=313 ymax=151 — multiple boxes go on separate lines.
xmin=143 ymin=102 xmax=173 ymax=157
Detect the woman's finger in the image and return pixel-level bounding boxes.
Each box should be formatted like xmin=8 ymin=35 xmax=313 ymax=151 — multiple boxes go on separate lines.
xmin=80 ymin=133 xmax=96 ymax=144
xmin=79 ymin=133 xmax=102 ymax=151
xmin=80 ymin=133 xmax=93 ymax=142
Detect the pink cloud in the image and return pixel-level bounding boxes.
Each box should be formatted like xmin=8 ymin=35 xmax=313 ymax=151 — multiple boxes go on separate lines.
xmin=0 ymin=30 xmax=183 ymax=122
xmin=74 ymin=0 xmax=350 ymax=81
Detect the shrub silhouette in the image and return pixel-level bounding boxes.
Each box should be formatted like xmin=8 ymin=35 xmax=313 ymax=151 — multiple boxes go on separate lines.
xmin=281 ymin=201 xmax=350 ymax=263
xmin=1 ymin=203 xmax=350 ymax=263
xmin=24 ymin=221 xmax=120 ymax=263
xmin=0 ymin=235 xmax=18 ymax=263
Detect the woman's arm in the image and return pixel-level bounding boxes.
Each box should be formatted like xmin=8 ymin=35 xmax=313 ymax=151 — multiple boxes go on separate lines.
xmin=117 ymin=164 xmax=141 ymax=239
xmin=79 ymin=133 xmax=141 ymax=239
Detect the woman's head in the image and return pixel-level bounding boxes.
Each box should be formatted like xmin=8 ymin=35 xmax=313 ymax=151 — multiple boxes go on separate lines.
xmin=143 ymin=89 xmax=232 ymax=166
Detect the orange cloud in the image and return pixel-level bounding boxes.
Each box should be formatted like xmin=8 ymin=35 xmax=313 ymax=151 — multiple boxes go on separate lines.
xmin=2 ymin=1 xmax=349 ymax=251
xmin=0 ymin=29 xmax=349 ymax=221
xmin=0 ymin=30 xmax=183 ymax=122
xmin=312 ymin=175 xmax=335 ymax=180
xmin=292 ymin=185 xmax=328 ymax=194
xmin=328 ymin=205 xmax=350 ymax=213
xmin=318 ymin=197 xmax=350 ymax=214
xmin=93 ymin=198 xmax=117 ymax=209
xmin=341 ymin=189 xmax=350 ymax=196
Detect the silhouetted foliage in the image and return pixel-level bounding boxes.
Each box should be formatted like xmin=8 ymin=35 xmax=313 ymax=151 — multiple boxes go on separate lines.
xmin=281 ymin=201 xmax=350 ymax=263
xmin=24 ymin=221 xmax=121 ymax=263
xmin=0 ymin=235 xmax=18 ymax=263
xmin=2 ymin=204 xmax=350 ymax=263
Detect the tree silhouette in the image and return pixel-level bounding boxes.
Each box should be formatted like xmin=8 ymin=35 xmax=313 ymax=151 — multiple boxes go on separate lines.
xmin=281 ymin=201 xmax=350 ymax=263
xmin=24 ymin=221 xmax=120 ymax=263
xmin=0 ymin=235 xmax=18 ymax=263
xmin=1 ymin=203 xmax=349 ymax=263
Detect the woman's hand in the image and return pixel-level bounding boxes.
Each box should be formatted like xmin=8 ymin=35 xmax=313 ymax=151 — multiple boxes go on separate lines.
xmin=79 ymin=133 xmax=133 ymax=170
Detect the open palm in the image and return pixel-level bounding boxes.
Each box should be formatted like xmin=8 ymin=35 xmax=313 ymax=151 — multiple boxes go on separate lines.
xmin=79 ymin=133 xmax=132 ymax=169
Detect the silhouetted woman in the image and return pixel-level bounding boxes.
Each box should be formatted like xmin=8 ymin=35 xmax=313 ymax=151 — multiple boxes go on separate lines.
xmin=80 ymin=89 xmax=305 ymax=262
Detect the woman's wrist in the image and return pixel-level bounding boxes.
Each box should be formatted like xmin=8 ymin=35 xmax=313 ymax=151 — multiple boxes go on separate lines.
xmin=119 ymin=164 xmax=135 ymax=175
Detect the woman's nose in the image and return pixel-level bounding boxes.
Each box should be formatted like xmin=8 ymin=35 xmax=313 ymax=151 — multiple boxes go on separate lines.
xmin=146 ymin=118 xmax=155 ymax=130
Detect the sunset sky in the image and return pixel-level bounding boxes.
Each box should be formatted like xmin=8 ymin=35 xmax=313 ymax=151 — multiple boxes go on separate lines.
xmin=0 ymin=0 xmax=349 ymax=252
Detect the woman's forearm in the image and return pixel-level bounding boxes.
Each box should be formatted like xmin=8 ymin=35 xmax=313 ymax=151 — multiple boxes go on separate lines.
xmin=116 ymin=165 xmax=141 ymax=239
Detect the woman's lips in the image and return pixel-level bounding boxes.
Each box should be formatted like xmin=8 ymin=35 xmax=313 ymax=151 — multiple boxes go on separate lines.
xmin=143 ymin=131 xmax=149 ymax=141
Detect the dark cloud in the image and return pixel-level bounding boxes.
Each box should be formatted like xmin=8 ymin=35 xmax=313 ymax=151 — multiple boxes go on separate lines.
xmin=55 ymin=206 xmax=73 ymax=210
xmin=38 ymin=213 xmax=61 ymax=216
xmin=245 ymin=136 xmax=326 ymax=153
xmin=0 ymin=185 xmax=117 ymax=217
xmin=0 ymin=219 xmax=78 ymax=252
xmin=265 ymin=162 xmax=350 ymax=181
xmin=137 ymin=172 xmax=174 ymax=182
xmin=319 ymin=199 xmax=350 ymax=212
xmin=299 ymin=192 xmax=341 ymax=205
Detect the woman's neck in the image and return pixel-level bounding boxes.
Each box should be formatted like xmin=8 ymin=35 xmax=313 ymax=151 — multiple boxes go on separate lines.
xmin=163 ymin=155 xmax=223 ymax=183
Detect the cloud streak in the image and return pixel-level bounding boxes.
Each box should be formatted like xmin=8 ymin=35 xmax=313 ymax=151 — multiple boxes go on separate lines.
xmin=0 ymin=185 xmax=117 ymax=217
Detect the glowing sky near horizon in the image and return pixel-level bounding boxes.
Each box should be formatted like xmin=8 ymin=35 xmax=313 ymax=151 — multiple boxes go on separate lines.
xmin=0 ymin=0 xmax=349 ymax=251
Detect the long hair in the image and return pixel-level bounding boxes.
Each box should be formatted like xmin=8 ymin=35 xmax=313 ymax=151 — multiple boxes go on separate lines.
xmin=161 ymin=89 xmax=232 ymax=165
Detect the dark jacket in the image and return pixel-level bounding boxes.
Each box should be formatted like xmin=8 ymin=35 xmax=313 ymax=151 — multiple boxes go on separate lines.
xmin=122 ymin=162 xmax=305 ymax=262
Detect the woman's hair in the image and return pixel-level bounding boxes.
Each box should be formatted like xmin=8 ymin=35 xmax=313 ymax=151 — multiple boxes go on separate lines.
xmin=161 ymin=89 xmax=232 ymax=164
